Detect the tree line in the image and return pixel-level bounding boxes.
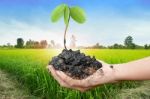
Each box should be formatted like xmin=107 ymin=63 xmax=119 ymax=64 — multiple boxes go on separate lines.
xmin=84 ymin=36 xmax=150 ymax=49
xmin=0 ymin=36 xmax=150 ymax=49
xmin=14 ymin=39 xmax=61 ymax=49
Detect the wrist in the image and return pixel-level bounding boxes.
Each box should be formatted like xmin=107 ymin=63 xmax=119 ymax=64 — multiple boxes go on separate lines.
xmin=113 ymin=64 xmax=124 ymax=81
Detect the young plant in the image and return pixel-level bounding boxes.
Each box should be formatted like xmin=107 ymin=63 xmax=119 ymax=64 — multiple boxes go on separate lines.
xmin=51 ymin=4 xmax=86 ymax=49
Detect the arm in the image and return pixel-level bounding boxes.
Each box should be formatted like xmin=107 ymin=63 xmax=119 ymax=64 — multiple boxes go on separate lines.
xmin=48 ymin=56 xmax=150 ymax=92
xmin=115 ymin=56 xmax=150 ymax=81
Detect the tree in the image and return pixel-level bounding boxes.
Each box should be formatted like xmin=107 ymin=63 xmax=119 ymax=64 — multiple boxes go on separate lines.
xmin=51 ymin=4 xmax=86 ymax=49
xmin=144 ymin=44 xmax=149 ymax=49
xmin=124 ymin=36 xmax=135 ymax=49
xmin=40 ymin=40 xmax=48 ymax=48
xmin=50 ymin=40 xmax=55 ymax=48
xmin=26 ymin=39 xmax=33 ymax=48
xmin=34 ymin=41 xmax=40 ymax=48
xmin=108 ymin=43 xmax=125 ymax=49
xmin=16 ymin=38 xmax=24 ymax=48
xmin=25 ymin=39 xmax=41 ymax=48
xmin=70 ymin=35 xmax=76 ymax=48
xmin=130 ymin=43 xmax=136 ymax=49
xmin=92 ymin=43 xmax=106 ymax=49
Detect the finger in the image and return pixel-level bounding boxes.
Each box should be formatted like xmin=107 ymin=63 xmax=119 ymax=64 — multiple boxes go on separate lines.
xmin=56 ymin=71 xmax=82 ymax=86
xmin=76 ymin=87 xmax=91 ymax=92
xmin=48 ymin=66 xmax=92 ymax=90
xmin=47 ymin=65 xmax=52 ymax=73
xmin=56 ymin=71 xmax=93 ymax=88
xmin=78 ymin=69 xmax=104 ymax=87
xmin=48 ymin=66 xmax=98 ymax=91
xmin=55 ymin=71 xmax=95 ymax=91
xmin=48 ymin=65 xmax=70 ymax=88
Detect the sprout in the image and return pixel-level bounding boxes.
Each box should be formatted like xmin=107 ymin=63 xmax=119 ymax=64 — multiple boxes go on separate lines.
xmin=51 ymin=4 xmax=86 ymax=49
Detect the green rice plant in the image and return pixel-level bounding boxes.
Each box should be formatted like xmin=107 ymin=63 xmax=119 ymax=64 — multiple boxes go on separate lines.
xmin=0 ymin=49 xmax=150 ymax=99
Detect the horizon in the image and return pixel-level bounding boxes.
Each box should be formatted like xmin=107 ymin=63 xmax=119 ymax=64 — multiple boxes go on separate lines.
xmin=0 ymin=0 xmax=150 ymax=46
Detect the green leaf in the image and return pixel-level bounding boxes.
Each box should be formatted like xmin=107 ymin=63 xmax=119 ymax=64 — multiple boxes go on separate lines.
xmin=70 ymin=6 xmax=86 ymax=24
xmin=51 ymin=4 xmax=66 ymax=22
xmin=64 ymin=6 xmax=70 ymax=25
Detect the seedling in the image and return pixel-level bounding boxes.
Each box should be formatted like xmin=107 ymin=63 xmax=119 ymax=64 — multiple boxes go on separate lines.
xmin=51 ymin=4 xmax=86 ymax=49
xmin=49 ymin=4 xmax=102 ymax=79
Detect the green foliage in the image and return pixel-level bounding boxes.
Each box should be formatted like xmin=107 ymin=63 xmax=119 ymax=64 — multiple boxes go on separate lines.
xmin=70 ymin=6 xmax=86 ymax=24
xmin=51 ymin=4 xmax=86 ymax=25
xmin=124 ymin=36 xmax=136 ymax=49
xmin=16 ymin=38 xmax=24 ymax=48
xmin=51 ymin=4 xmax=66 ymax=22
xmin=64 ymin=6 xmax=70 ymax=25
xmin=51 ymin=4 xmax=86 ymax=49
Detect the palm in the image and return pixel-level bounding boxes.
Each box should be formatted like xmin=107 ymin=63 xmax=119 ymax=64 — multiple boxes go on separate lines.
xmin=48 ymin=60 xmax=117 ymax=92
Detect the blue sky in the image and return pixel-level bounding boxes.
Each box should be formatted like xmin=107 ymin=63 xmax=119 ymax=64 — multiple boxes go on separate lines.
xmin=0 ymin=0 xmax=150 ymax=46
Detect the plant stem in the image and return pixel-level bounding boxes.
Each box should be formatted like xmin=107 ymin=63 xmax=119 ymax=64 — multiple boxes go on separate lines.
xmin=64 ymin=16 xmax=70 ymax=49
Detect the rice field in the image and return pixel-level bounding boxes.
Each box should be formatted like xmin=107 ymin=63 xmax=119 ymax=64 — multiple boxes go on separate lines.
xmin=0 ymin=49 xmax=150 ymax=99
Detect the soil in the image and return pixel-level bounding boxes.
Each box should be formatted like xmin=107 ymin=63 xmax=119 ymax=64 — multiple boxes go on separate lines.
xmin=49 ymin=49 xmax=102 ymax=79
xmin=0 ymin=70 xmax=38 ymax=99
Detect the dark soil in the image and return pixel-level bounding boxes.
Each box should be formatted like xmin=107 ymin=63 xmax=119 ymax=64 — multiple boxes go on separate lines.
xmin=49 ymin=49 xmax=102 ymax=79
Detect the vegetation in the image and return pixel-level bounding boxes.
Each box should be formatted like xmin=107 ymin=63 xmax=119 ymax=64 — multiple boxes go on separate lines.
xmin=15 ymin=38 xmax=24 ymax=48
xmin=0 ymin=70 xmax=37 ymax=99
xmin=124 ymin=36 xmax=135 ymax=49
xmin=1 ymin=36 xmax=150 ymax=49
xmin=0 ymin=49 xmax=150 ymax=99
xmin=51 ymin=4 xmax=86 ymax=49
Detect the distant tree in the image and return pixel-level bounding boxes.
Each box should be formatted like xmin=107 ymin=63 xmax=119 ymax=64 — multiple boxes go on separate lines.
xmin=124 ymin=36 xmax=133 ymax=47
xmin=114 ymin=44 xmax=119 ymax=49
xmin=40 ymin=40 xmax=48 ymax=48
xmin=135 ymin=45 xmax=144 ymax=49
xmin=6 ymin=43 xmax=14 ymax=48
xmin=16 ymin=38 xmax=24 ymax=48
xmin=130 ymin=43 xmax=136 ymax=49
xmin=25 ymin=39 xmax=41 ymax=48
xmin=92 ymin=43 xmax=106 ymax=49
xmin=48 ymin=44 xmax=52 ymax=48
xmin=26 ymin=39 xmax=34 ymax=48
xmin=95 ymin=43 xmax=100 ymax=47
xmin=7 ymin=43 xmax=11 ymax=47
xmin=108 ymin=43 xmax=125 ymax=49
xmin=70 ymin=35 xmax=76 ymax=48
xmin=144 ymin=44 xmax=149 ymax=49
xmin=34 ymin=41 xmax=40 ymax=48
xmin=50 ymin=40 xmax=55 ymax=48
xmin=124 ymin=36 xmax=135 ymax=49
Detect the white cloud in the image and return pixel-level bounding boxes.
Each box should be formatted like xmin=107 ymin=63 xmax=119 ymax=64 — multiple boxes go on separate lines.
xmin=0 ymin=19 xmax=64 ymax=46
xmin=0 ymin=16 xmax=150 ymax=46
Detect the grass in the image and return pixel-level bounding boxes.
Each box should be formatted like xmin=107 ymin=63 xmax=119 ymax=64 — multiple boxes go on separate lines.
xmin=0 ymin=70 xmax=38 ymax=99
xmin=0 ymin=49 xmax=150 ymax=99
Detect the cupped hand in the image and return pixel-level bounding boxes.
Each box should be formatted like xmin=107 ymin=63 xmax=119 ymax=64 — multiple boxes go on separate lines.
xmin=47 ymin=60 xmax=118 ymax=92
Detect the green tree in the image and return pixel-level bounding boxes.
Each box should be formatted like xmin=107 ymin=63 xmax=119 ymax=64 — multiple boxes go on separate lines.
xmin=124 ymin=36 xmax=135 ymax=49
xmin=51 ymin=4 xmax=86 ymax=49
xmin=144 ymin=44 xmax=149 ymax=49
xmin=16 ymin=38 xmax=24 ymax=48
xmin=40 ymin=40 xmax=48 ymax=48
xmin=34 ymin=41 xmax=40 ymax=48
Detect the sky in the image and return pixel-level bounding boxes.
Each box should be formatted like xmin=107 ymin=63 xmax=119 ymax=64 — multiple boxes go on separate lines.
xmin=0 ymin=0 xmax=150 ymax=46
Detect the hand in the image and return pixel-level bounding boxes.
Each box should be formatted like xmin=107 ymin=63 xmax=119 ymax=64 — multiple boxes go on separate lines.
xmin=47 ymin=60 xmax=118 ymax=92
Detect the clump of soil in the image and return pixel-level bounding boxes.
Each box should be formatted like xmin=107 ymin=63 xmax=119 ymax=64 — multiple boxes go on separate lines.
xmin=49 ymin=49 xmax=102 ymax=79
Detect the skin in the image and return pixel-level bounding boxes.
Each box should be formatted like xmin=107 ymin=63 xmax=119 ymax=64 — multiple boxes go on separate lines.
xmin=47 ymin=56 xmax=150 ymax=92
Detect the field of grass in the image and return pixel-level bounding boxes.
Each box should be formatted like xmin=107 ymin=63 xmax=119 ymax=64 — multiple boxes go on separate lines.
xmin=0 ymin=49 xmax=150 ymax=99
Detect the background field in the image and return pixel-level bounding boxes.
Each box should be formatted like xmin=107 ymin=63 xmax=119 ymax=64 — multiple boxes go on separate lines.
xmin=0 ymin=49 xmax=150 ymax=99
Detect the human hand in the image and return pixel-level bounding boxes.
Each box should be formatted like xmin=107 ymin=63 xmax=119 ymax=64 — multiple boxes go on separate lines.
xmin=47 ymin=60 xmax=118 ymax=92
